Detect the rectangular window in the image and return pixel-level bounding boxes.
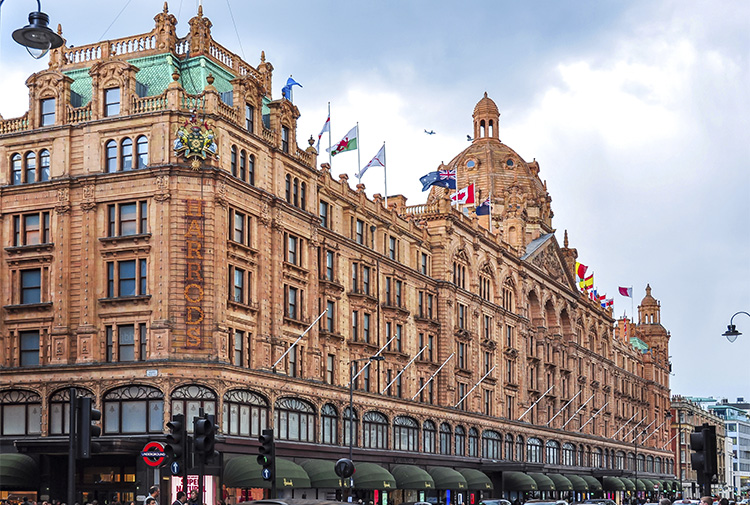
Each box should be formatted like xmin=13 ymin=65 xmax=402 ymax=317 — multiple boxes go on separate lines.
xmin=484 ymin=351 xmax=491 ymax=375
xmin=363 ymin=313 xmax=371 ymax=343
xmin=421 ymin=252 xmax=428 ymax=275
xmin=108 ymin=201 xmax=148 ymax=237
xmin=326 ymin=300 xmax=335 ymax=332
xmin=352 ymin=310 xmax=359 ymax=341
xmin=325 ymin=251 xmax=334 ymax=281
xmin=506 ymin=395 xmax=514 ymax=419
xmin=326 ymin=354 xmax=334 ymax=384
xmin=484 ymin=315 xmax=492 ymax=340
xmin=139 ymin=323 xmax=147 ymax=361
xmin=484 ymin=389 xmax=492 ymax=415
xmin=386 ymin=370 xmax=393 ymax=396
xmin=362 ymin=266 xmax=370 ymax=295
xmin=351 ymin=263 xmax=359 ymax=292
xmin=229 ymin=265 xmax=247 ymax=303
xmin=105 ymin=88 xmax=121 ymax=116
xmin=458 ymin=342 xmax=466 ymax=368
xmin=288 ymin=345 xmax=297 ymax=376
xmin=395 ymin=324 xmax=403 ymax=352
xmin=229 ymin=208 xmax=251 ymax=246
xmin=419 ymin=333 xmax=425 ymax=360
xmin=428 ymin=335 xmax=434 ymax=361
xmin=395 ymin=280 xmax=402 ymax=307
xmin=286 ymin=234 xmax=299 ymax=265
xmin=107 ymin=259 xmax=147 ymax=297
xmin=245 ymin=104 xmax=254 ymax=133
xmin=13 ymin=211 xmax=51 ymax=246
xmin=281 ymin=126 xmax=290 ymax=153
xmin=355 ymin=219 xmax=364 ymax=244
xmin=21 ymin=268 xmax=42 ymax=304
xmin=363 ymin=364 xmax=371 ymax=392
xmin=385 ymin=277 xmax=392 ymax=305
xmin=457 ymin=383 xmax=467 ymax=411
xmin=396 ymin=375 xmax=402 ymax=398
xmin=458 ymin=303 xmax=466 ymax=329
xmin=20 ymin=330 xmax=40 ymax=366
xmin=319 ymin=201 xmax=329 ymax=229
xmin=506 ymin=325 xmax=514 ymax=347
xmin=506 ymin=359 xmax=513 ymax=383
xmin=418 ymin=291 xmax=424 ymax=317
xmin=286 ymin=285 xmax=300 ymax=319
xmin=385 ymin=322 xmax=392 ymax=349
xmin=233 ymin=329 xmax=244 ymax=366
xmin=41 ymin=98 xmax=55 ymax=126
xmin=428 ymin=294 xmax=434 ymax=318
xmin=118 ymin=324 xmax=135 ymax=362
xmin=388 ymin=236 xmax=397 ymax=260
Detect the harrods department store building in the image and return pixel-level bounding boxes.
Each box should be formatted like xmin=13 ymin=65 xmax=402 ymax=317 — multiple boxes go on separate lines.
xmin=0 ymin=4 xmax=676 ymax=502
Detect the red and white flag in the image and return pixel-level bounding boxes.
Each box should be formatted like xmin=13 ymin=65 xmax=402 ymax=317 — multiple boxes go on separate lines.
xmin=618 ymin=286 xmax=633 ymax=297
xmin=315 ymin=114 xmax=330 ymax=152
xmin=451 ymin=183 xmax=475 ymax=205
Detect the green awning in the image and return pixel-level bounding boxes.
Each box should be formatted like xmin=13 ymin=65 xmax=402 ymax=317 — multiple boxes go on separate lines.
xmin=602 ymin=476 xmax=626 ymax=491
xmin=528 ymin=473 xmax=555 ymax=492
xmin=503 ymin=471 xmax=538 ymax=492
xmin=300 ymin=460 xmax=349 ymax=488
xmin=564 ymin=474 xmax=590 ymax=492
xmin=581 ymin=475 xmax=603 ymax=491
xmin=661 ymin=480 xmax=673 ymax=491
xmin=391 ymin=464 xmax=435 ymax=490
xmin=428 ymin=467 xmax=468 ymax=490
xmin=640 ymin=479 xmax=660 ymax=492
xmin=634 ymin=479 xmax=646 ymax=491
xmin=620 ymin=477 xmax=636 ymax=492
xmin=457 ymin=468 xmax=493 ymax=491
xmin=0 ymin=453 xmax=38 ymax=490
xmin=548 ymin=474 xmax=573 ymax=491
xmin=672 ymin=480 xmax=682 ymax=490
xmin=224 ymin=456 xmax=311 ymax=488
xmin=353 ymin=462 xmax=396 ymax=490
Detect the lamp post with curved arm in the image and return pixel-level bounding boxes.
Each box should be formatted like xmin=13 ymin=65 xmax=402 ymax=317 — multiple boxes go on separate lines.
xmin=0 ymin=0 xmax=64 ymax=59
xmin=722 ymin=311 xmax=750 ymax=343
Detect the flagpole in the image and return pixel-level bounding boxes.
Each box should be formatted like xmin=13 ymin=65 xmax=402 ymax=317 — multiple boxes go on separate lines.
xmin=383 ymin=142 xmax=388 ymax=209
xmin=631 ymin=285 xmax=634 ymax=321
xmin=327 ymin=102 xmax=332 ymax=169
xmin=356 ymin=122 xmax=361 ymax=186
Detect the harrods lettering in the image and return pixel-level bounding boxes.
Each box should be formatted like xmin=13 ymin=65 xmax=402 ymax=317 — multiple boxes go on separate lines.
xmin=184 ymin=199 xmax=205 ymax=348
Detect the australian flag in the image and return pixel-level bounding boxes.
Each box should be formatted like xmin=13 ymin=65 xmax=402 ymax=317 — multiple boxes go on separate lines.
xmin=420 ymin=169 xmax=456 ymax=192
xmin=474 ymin=197 xmax=491 ymax=216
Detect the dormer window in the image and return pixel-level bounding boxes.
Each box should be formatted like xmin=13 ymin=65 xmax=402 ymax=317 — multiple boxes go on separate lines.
xmin=40 ymin=98 xmax=55 ymax=126
xmin=105 ymin=88 xmax=121 ymax=117
xmin=245 ymin=104 xmax=254 ymax=133
xmin=281 ymin=126 xmax=289 ymax=153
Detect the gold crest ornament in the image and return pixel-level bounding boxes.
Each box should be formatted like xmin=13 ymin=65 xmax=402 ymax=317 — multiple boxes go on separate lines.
xmin=174 ymin=113 xmax=218 ymax=170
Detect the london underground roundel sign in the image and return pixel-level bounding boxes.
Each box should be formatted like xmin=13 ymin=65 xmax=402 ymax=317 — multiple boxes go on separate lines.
xmin=141 ymin=441 xmax=166 ymax=467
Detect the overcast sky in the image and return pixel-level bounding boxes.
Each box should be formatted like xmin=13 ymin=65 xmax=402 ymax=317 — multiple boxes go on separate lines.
xmin=1 ymin=0 xmax=748 ymax=402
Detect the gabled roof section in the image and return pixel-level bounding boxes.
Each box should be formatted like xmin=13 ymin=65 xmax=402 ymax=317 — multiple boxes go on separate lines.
xmin=521 ymin=233 xmax=577 ymax=290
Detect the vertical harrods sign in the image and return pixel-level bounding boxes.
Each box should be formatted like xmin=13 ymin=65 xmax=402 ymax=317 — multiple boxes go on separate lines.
xmin=184 ymin=199 xmax=206 ymax=348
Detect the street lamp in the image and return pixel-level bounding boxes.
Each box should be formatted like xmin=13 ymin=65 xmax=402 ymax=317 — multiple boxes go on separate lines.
xmin=723 ymin=311 xmax=750 ymax=343
xmin=1 ymin=0 xmax=64 ymax=59
xmin=349 ymin=355 xmax=384 ymax=461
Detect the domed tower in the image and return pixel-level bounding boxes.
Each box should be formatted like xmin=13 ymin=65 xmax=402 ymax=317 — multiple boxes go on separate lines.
xmin=637 ymin=284 xmax=670 ymax=363
xmin=638 ymin=284 xmax=660 ymax=325
xmin=428 ymin=93 xmax=554 ymax=254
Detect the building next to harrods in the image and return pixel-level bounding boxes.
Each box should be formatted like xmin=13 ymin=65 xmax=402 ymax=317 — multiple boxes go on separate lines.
xmin=0 ymin=4 xmax=676 ymax=504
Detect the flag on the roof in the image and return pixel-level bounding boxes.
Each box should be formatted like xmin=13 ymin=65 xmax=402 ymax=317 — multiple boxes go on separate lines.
xmin=575 ymin=262 xmax=588 ymax=279
xmin=315 ymin=114 xmax=330 ymax=152
xmin=579 ymin=274 xmax=593 ymax=291
xmin=451 ymin=183 xmax=475 ymax=205
xmin=327 ymin=126 xmax=358 ymax=156
xmin=356 ymin=144 xmax=385 ymax=179
xmin=475 ymin=197 xmax=491 ymax=216
xmin=618 ymin=286 xmax=633 ymax=297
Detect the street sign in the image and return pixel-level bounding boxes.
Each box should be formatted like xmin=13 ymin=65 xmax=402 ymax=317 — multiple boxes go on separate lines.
xmin=261 ymin=467 xmax=271 ymax=480
xmin=171 ymin=461 xmax=180 ymax=475
xmin=141 ymin=441 xmax=166 ymax=467
xmin=654 ymin=484 xmax=659 ymax=491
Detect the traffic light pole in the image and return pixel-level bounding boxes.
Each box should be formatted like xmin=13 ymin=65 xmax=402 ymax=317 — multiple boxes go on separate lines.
xmin=67 ymin=387 xmax=77 ymax=505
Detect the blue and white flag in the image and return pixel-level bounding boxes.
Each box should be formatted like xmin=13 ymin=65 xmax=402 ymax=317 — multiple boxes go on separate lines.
xmin=419 ymin=168 xmax=456 ymax=191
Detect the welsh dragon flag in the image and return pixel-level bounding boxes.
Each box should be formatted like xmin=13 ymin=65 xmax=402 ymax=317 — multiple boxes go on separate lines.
xmin=327 ymin=126 xmax=358 ymax=156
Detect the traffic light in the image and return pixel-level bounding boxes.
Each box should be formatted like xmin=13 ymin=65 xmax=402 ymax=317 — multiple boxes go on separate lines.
xmin=77 ymin=396 xmax=101 ymax=459
xmin=194 ymin=414 xmax=217 ymax=464
xmin=165 ymin=414 xmax=187 ymax=468
xmin=690 ymin=424 xmax=717 ymax=481
xmin=257 ymin=429 xmax=275 ymax=481
xmin=334 ymin=457 xmax=355 ymax=479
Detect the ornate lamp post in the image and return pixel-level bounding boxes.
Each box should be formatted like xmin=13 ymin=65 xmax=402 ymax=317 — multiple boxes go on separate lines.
xmin=1 ymin=0 xmax=64 ymax=59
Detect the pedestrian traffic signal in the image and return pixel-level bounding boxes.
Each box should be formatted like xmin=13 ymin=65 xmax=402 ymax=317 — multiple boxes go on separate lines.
xmin=690 ymin=424 xmax=717 ymax=480
xmin=258 ymin=429 xmax=275 ymax=481
xmin=334 ymin=458 xmax=355 ymax=479
xmin=165 ymin=414 xmax=186 ymax=467
xmin=77 ymin=396 xmax=101 ymax=459
xmin=194 ymin=414 xmax=217 ymax=464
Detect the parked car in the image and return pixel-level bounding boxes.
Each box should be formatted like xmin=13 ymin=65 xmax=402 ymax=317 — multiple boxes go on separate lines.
xmin=481 ymin=499 xmax=511 ymax=505
xmin=524 ymin=500 xmax=569 ymax=505
xmin=578 ymin=500 xmax=617 ymax=505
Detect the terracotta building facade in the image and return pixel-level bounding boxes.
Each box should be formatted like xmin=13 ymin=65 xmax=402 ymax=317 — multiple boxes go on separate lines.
xmin=0 ymin=4 xmax=675 ymax=504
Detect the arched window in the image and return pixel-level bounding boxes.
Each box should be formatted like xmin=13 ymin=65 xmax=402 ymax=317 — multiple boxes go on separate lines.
xmin=615 ymin=450 xmax=625 ymax=469
xmin=136 ymin=136 xmax=148 ymax=168
xmin=527 ymin=437 xmax=543 ymax=463
xmin=104 ymin=385 xmax=163 ymax=434
xmin=363 ymin=411 xmax=388 ymax=449
xmin=39 ymin=149 xmax=50 ymax=182
xmin=480 ymin=119 xmax=486 ymax=137
xmin=321 ymin=403 xmax=338 ymax=445
xmin=300 ymin=182 xmax=306 ymax=210
xmin=105 ymin=140 xmax=118 ymax=172
xmin=0 ymin=389 xmax=41 ymax=435
xmin=343 ymin=406 xmax=358 ymax=448
xmin=579 ymin=444 xmax=585 ymax=466
xmin=505 ymin=434 xmax=514 ymax=461
xmin=422 ymin=420 xmax=436 ymax=453
xmin=502 ymin=279 xmax=515 ymax=312
xmin=563 ymin=443 xmax=576 ymax=466
xmin=222 ymin=390 xmax=268 ymax=437
xmin=646 ymin=455 xmax=654 ymax=472
xmin=49 ymin=387 xmax=94 ymax=435
xmin=171 ymin=384 xmax=216 ymax=433
xmin=593 ymin=447 xmax=603 ymax=468
xmin=546 ymin=440 xmax=560 ymax=465
xmin=274 ymin=397 xmax=315 ymax=442
xmin=121 ymin=138 xmax=133 ymax=171
xmin=455 ymin=425 xmax=466 ymax=456
xmin=468 ymin=427 xmax=479 ymax=457
xmin=240 ymin=150 xmax=247 ymax=180
xmin=482 ymin=430 xmax=502 ymax=459
xmin=516 ymin=435 xmax=524 ymax=461
xmin=394 ymin=416 xmax=418 ymax=451
xmin=655 ymin=456 xmax=662 ymax=473
xmin=440 ymin=423 xmax=452 ymax=455
xmin=627 ymin=452 xmax=635 ymax=470
xmin=11 ymin=153 xmax=22 ymax=185
xmin=25 ymin=152 xmax=36 ymax=183
xmin=637 ymin=453 xmax=645 ymax=472
xmin=231 ymin=146 xmax=238 ymax=177
xmin=248 ymin=154 xmax=255 ymax=185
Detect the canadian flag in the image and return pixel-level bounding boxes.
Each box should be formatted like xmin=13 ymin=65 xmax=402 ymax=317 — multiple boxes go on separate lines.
xmin=451 ymin=183 xmax=475 ymax=205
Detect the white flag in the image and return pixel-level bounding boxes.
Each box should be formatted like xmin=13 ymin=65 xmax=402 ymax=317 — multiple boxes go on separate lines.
xmin=315 ymin=115 xmax=330 ymax=152
xmin=356 ymin=144 xmax=385 ymax=178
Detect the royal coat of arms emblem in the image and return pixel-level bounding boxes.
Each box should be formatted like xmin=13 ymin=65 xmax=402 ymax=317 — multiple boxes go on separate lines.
xmin=174 ymin=116 xmax=218 ymax=170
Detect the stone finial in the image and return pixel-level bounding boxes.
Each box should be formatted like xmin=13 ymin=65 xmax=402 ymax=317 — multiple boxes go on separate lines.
xmin=308 ymin=135 xmax=314 ymax=147
xmin=260 ymin=51 xmax=266 ymax=63
xmin=198 ymin=3 xmax=203 ymax=16
xmin=564 ymin=229 xmax=569 ymax=248
xmin=206 ymin=73 xmax=215 ymax=85
xmin=172 ymin=70 xmax=180 ymax=81
xmin=163 ymin=1 xmax=168 ymax=13
xmin=321 ymin=163 xmax=331 ymax=172
xmin=338 ymin=173 xmax=349 ymax=182
xmin=356 ymin=183 xmax=366 ymax=193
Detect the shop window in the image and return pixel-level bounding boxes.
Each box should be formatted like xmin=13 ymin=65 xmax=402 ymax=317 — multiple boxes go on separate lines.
xmin=321 ymin=403 xmax=337 ymax=444
xmin=0 ymin=389 xmax=41 ymax=435
xmin=363 ymin=411 xmax=388 ymax=449
xmin=222 ymin=389 xmax=268 ymax=437
xmin=274 ymin=397 xmax=315 ymax=442
xmin=482 ymin=430 xmax=502 ymax=459
xmin=104 ymin=385 xmax=163 ymax=434
xmin=49 ymin=387 xmax=94 ymax=435
xmin=455 ymin=425 xmax=466 ymax=456
xmin=422 ymin=420 xmax=436 ymax=453
xmin=440 ymin=423 xmax=452 ymax=455
xmin=171 ymin=384 xmax=216 ymax=434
